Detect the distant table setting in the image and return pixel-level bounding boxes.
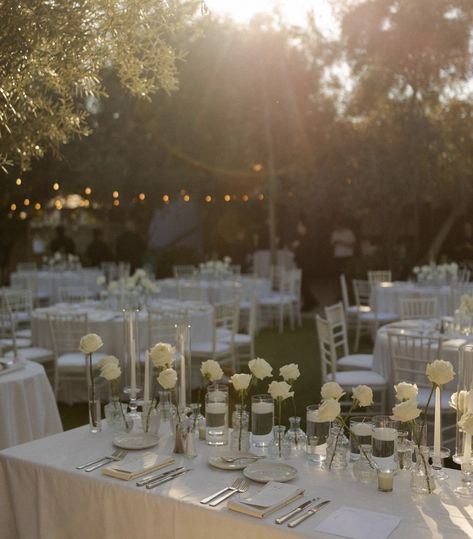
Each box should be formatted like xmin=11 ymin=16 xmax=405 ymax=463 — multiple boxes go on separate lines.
xmin=1 ymin=423 xmax=471 ymax=539
xmin=0 ymin=359 xmax=62 ymax=449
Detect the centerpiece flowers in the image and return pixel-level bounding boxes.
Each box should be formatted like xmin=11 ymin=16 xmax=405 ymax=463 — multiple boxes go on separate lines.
xmin=79 ymin=333 xmax=104 ymax=432
xmin=268 ymin=378 xmax=294 ymax=458
xmin=98 ymin=355 xmax=130 ymax=431
xmin=317 ymin=382 xmax=375 ymax=470
xmin=199 ymin=256 xmax=232 ymax=276
xmin=230 ymin=357 xmax=273 ymax=451
xmin=198 ymin=359 xmax=224 ymax=431
xmin=391 ymin=359 xmax=455 ymax=494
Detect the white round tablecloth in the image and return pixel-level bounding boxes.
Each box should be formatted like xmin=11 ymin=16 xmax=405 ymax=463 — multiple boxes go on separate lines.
xmin=375 ymin=282 xmax=451 ymax=316
xmin=11 ymin=269 xmax=103 ymax=304
xmin=157 ymin=275 xmax=271 ymax=303
xmin=0 ymin=360 xmax=63 ymax=449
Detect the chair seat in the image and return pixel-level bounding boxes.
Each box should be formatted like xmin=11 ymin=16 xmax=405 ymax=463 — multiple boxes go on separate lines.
xmin=57 ymin=351 xmax=108 ymax=371
xmin=14 ymin=312 xmax=31 ymax=323
xmin=417 ymin=387 xmax=455 ymax=410
xmin=326 ymin=370 xmax=387 ymax=388
xmin=6 ymin=347 xmax=54 ymax=364
xmin=360 ymin=311 xmax=398 ymax=323
xmin=191 ymin=341 xmax=233 ymax=355
xmin=347 ymin=305 xmax=371 ymax=315
xmin=0 ymin=337 xmax=32 ymax=348
xmin=15 ymin=328 xmax=32 ymax=339
xmin=260 ymin=294 xmax=292 ymax=306
xmin=337 ymin=354 xmax=373 ymax=370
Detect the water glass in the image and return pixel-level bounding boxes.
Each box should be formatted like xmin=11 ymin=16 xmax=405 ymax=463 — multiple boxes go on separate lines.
xmin=251 ymin=394 xmax=274 ymax=447
xmin=372 ymin=416 xmax=399 ymax=470
xmin=350 ymin=418 xmax=373 ymax=461
xmin=306 ymin=404 xmax=329 ymax=464
xmin=205 ymin=384 xmax=228 ymax=446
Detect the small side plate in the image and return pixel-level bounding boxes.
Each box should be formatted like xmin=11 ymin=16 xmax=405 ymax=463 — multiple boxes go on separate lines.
xmin=243 ymin=461 xmax=298 ymax=483
xmin=113 ymin=433 xmax=159 ymax=450
xmin=208 ymin=451 xmax=260 ymax=471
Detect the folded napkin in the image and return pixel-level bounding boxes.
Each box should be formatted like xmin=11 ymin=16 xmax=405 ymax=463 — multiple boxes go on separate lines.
xmin=102 ymin=453 xmax=175 ymax=481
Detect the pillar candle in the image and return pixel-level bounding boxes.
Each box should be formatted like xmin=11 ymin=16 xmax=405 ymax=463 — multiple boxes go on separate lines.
xmin=433 ymin=386 xmax=441 ymax=459
xmin=144 ymin=350 xmax=149 ymax=402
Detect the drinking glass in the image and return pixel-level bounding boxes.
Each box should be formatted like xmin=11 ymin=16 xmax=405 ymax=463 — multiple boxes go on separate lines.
xmin=306 ymin=404 xmax=329 ymax=464
xmin=372 ymin=416 xmax=399 ymax=470
xmin=205 ymin=384 xmax=228 ymax=446
xmin=251 ymin=394 xmax=274 ymax=447
xmin=350 ymin=417 xmax=373 ymax=461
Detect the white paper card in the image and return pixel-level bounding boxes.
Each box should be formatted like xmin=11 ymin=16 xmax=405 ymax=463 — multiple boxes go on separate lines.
xmin=315 ymin=506 xmax=401 ymax=539
xmin=111 ymin=453 xmax=166 ymax=474
xmin=240 ymin=481 xmax=300 ymax=508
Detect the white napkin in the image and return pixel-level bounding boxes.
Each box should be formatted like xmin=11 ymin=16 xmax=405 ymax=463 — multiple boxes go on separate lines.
xmin=240 ymin=482 xmax=300 ymax=508
xmin=315 ymin=506 xmax=400 ymax=539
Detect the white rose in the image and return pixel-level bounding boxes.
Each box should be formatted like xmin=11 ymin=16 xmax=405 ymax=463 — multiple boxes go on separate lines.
xmin=413 ymin=266 xmax=419 ymax=274
xmin=79 ymin=333 xmax=103 ymax=354
xmin=98 ymin=355 xmax=119 ymax=370
xmin=100 ymin=363 xmax=121 ymax=381
xmin=134 ymin=269 xmax=147 ymax=279
xmin=157 ymin=368 xmax=178 ymax=389
xmin=230 ymin=373 xmax=252 ymax=391
xmin=321 ymin=381 xmax=344 ymax=401
xmin=317 ymin=399 xmax=341 ymax=422
xmin=394 ymin=382 xmax=418 ymax=402
xmin=426 ymin=359 xmax=455 ymax=386
xmin=450 ymin=390 xmax=470 ymax=413
xmin=96 ymin=275 xmax=106 ymax=286
xmin=200 ymin=360 xmax=224 ymax=383
xmin=352 ymin=385 xmax=373 ymax=407
xmin=458 ymin=412 xmax=473 ymax=435
xmin=279 ymin=363 xmax=300 ymax=383
xmin=268 ymin=380 xmax=294 ymax=401
xmin=390 ymin=398 xmax=421 ymax=422
xmin=108 ymin=281 xmax=119 ymax=293
xmin=150 ymin=342 xmax=175 ymax=369
xmin=248 ymin=357 xmax=273 ymax=380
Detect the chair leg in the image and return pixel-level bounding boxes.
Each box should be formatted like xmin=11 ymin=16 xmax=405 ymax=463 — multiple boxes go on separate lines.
xmin=354 ymin=318 xmax=361 ymax=352
xmin=279 ymin=305 xmax=284 ymax=333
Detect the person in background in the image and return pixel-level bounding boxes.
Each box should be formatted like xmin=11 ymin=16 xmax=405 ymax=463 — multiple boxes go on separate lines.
xmin=293 ymin=217 xmax=317 ymax=311
xmin=86 ymin=228 xmax=112 ymax=267
xmin=116 ymin=220 xmax=146 ymax=273
xmin=330 ymin=222 xmax=356 ymax=276
xmin=49 ymin=225 xmax=75 ymax=254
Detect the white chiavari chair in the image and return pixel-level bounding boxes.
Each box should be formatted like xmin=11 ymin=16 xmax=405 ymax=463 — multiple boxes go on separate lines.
xmin=367 ymin=270 xmax=392 ymax=285
xmin=173 ymin=265 xmax=196 ymax=279
xmin=450 ymin=282 xmax=473 ymax=315
xmin=399 ymin=295 xmax=438 ymax=320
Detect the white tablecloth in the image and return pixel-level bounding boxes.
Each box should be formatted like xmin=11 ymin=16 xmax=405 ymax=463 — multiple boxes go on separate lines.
xmin=0 ymin=424 xmax=471 ymax=539
xmin=11 ymin=269 xmax=103 ymax=304
xmin=376 ymin=282 xmax=451 ymax=316
xmin=0 ymin=361 xmax=62 ymax=449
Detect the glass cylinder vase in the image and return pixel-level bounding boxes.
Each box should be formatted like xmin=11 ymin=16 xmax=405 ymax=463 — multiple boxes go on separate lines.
xmin=353 ymin=444 xmax=377 ymax=484
xmin=205 ymin=383 xmax=228 ymax=446
xmin=156 ymin=390 xmax=177 ymax=437
xmin=306 ymin=404 xmax=329 ymax=465
xmin=104 ymin=395 xmax=130 ymax=433
xmin=86 ymin=354 xmax=101 ymax=434
xmin=251 ymin=394 xmax=274 ymax=447
xmin=323 ymin=422 xmax=349 ymax=470
xmin=230 ymin=404 xmax=250 ymax=452
xmin=269 ymin=425 xmax=289 ymax=459
xmin=122 ymin=309 xmax=142 ymax=421
xmin=175 ymin=323 xmax=192 ymax=411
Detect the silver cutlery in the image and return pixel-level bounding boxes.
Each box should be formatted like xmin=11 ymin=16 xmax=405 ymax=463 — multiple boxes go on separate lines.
xmin=275 ymin=498 xmax=320 ymax=525
xmin=200 ymin=478 xmax=243 ymax=504
xmin=287 ymin=500 xmax=331 ymax=528
xmin=145 ymin=468 xmax=190 ymax=489
xmin=209 ymin=479 xmax=249 ymax=507
xmin=84 ymin=449 xmax=128 ymax=472
xmin=136 ymin=467 xmax=183 ymax=487
xmin=221 ymin=455 xmax=265 ymax=463
xmin=76 ymin=449 xmax=125 ymax=470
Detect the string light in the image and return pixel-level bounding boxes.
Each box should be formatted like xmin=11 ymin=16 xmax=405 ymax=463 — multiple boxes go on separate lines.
xmin=224 ymin=194 xmax=231 ymax=202
xmin=163 ymin=195 xmax=169 ymax=203
xmin=112 ymin=190 xmax=119 ymax=199
xmin=54 ymin=200 xmax=63 ymax=210
xmin=83 ymin=199 xmax=90 ymax=208
xmin=183 ymin=194 xmax=190 ymax=202
xmin=179 ymin=189 xmax=186 ymax=195
xmin=242 ymin=194 xmax=249 ymax=202
xmin=138 ymin=193 xmax=145 ymax=201
xmin=10 ymin=203 xmax=16 ymax=211
xmin=16 ymin=178 xmax=22 ymax=186
xmin=113 ymin=199 xmax=120 ymax=207
xmin=205 ymin=195 xmax=212 ymax=203
xmin=24 ymin=198 xmax=30 ymax=206
xmin=34 ymin=203 xmax=41 ymax=210
xmin=53 ymin=182 xmax=60 ymax=191
xmin=258 ymin=193 xmax=265 ymax=201
xmin=253 ymin=164 xmax=263 ymax=172
xmin=84 ymin=187 xmax=92 ymax=195
xmin=19 ymin=211 xmax=27 ymax=220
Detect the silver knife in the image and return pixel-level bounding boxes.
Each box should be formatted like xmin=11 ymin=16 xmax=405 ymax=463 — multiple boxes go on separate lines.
xmin=145 ymin=469 xmax=190 ymax=489
xmin=287 ymin=500 xmax=331 ymax=528
xmin=136 ymin=467 xmax=183 ymax=487
xmin=275 ymin=498 xmax=320 ymax=525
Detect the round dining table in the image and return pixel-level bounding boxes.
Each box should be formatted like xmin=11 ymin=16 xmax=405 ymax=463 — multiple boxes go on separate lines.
xmin=0 ymin=360 xmax=63 ymax=449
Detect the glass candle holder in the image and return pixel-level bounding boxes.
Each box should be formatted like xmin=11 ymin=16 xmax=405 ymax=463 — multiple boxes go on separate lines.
xmin=306 ymin=404 xmax=329 ymax=465
xmin=350 ymin=417 xmax=373 ymax=461
xmin=205 ymin=384 xmax=228 ymax=446
xmin=372 ymin=416 xmax=399 ymax=471
xmin=377 ymin=469 xmax=395 ymax=492
xmin=251 ymin=394 xmax=274 ymax=447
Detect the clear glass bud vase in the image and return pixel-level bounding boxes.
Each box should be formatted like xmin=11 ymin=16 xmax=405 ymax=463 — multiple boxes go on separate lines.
xmin=411 ymin=445 xmax=436 ymax=494
xmin=323 ymin=423 xmax=349 ymax=470
xmin=353 ymin=445 xmax=377 ymax=484
xmin=282 ymin=417 xmax=307 ymax=458
xmin=269 ymin=425 xmax=290 ymax=459
xmin=156 ymin=390 xmax=177 ymax=437
xmin=187 ymin=403 xmax=205 ymax=440
xmin=230 ymin=404 xmax=250 ymax=452
xmin=104 ymin=395 xmax=130 ymax=433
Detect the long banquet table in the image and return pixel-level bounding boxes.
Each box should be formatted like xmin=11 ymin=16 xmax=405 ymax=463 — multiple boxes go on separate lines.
xmin=1 ymin=424 xmax=472 ymax=539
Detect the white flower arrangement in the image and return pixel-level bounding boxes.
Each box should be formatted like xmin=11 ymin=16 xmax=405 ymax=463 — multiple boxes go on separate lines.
xmin=107 ymin=269 xmax=160 ymax=295
xmin=43 ymin=252 xmax=80 ymax=269
xmin=413 ymin=262 xmax=458 ymax=283
xmin=459 ymin=295 xmax=473 ymax=315
xmin=199 ymin=256 xmax=232 ymax=275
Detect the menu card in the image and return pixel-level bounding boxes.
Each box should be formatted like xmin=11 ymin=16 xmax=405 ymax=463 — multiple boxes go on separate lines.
xmin=102 ymin=453 xmax=175 ymax=481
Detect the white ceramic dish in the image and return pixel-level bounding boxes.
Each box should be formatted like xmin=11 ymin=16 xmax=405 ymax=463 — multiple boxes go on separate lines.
xmin=243 ymin=461 xmax=298 ymax=483
xmin=208 ymin=451 xmax=261 ymax=471
xmin=113 ymin=433 xmax=159 ymax=450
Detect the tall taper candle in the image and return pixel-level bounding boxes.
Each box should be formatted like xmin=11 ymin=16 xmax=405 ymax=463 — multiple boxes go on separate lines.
xmin=433 ymin=386 xmax=441 ymax=460
xmin=129 ymin=319 xmax=136 ymax=398
xmin=179 ymin=333 xmax=186 ymax=410
xmin=464 ymin=387 xmax=473 ymax=461
xmin=144 ymin=350 xmax=150 ymax=402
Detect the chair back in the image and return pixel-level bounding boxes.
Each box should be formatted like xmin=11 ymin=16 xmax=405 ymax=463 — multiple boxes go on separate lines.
xmin=13 ymin=271 xmax=39 ymax=296
xmin=2 ymin=288 xmax=34 ymax=317
xmin=368 ymin=270 xmax=392 ymax=285
xmin=173 ymin=265 xmax=196 ymax=278
xmin=399 ymin=295 xmax=438 ymax=320
xmin=388 ymin=332 xmax=442 ymax=390
xmin=457 ymin=268 xmax=471 ymax=284
xmin=219 ymin=281 xmax=242 ymax=303
xmin=270 ymin=265 xmax=286 ymax=292
xmin=340 ymin=274 xmax=351 ymax=311
xmin=47 ymin=313 xmax=89 ymax=356
xmin=324 ymin=302 xmax=350 ymax=357
xmin=450 ymin=283 xmax=473 ymax=314
xmin=17 ymin=262 xmax=38 ymax=272
xmin=353 ymin=279 xmax=373 ymax=310
xmin=315 ymin=314 xmax=337 ymax=382
xmin=146 ymin=309 xmax=186 ymax=350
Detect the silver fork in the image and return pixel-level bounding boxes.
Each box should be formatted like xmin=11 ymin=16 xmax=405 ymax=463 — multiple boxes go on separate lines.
xmin=221 ymin=455 xmax=264 ymax=463
xmin=76 ymin=449 xmax=124 ymax=470
xmin=209 ymin=479 xmax=249 ymax=506
xmin=84 ymin=449 xmax=127 ymax=472
xmin=200 ymin=478 xmax=243 ymax=504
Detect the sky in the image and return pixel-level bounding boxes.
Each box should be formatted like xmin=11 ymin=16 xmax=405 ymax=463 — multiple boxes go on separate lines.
xmin=205 ymin=0 xmax=339 ymax=37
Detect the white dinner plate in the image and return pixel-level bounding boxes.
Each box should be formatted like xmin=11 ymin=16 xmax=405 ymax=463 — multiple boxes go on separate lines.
xmin=113 ymin=433 xmax=160 ymax=450
xmin=208 ymin=451 xmax=261 ymax=471
xmin=243 ymin=461 xmax=298 ymax=483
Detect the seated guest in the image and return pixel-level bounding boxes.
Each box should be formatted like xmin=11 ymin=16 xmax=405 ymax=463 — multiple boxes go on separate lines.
xmin=86 ymin=228 xmax=112 ymax=267
xmin=49 ymin=225 xmax=75 ymax=254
